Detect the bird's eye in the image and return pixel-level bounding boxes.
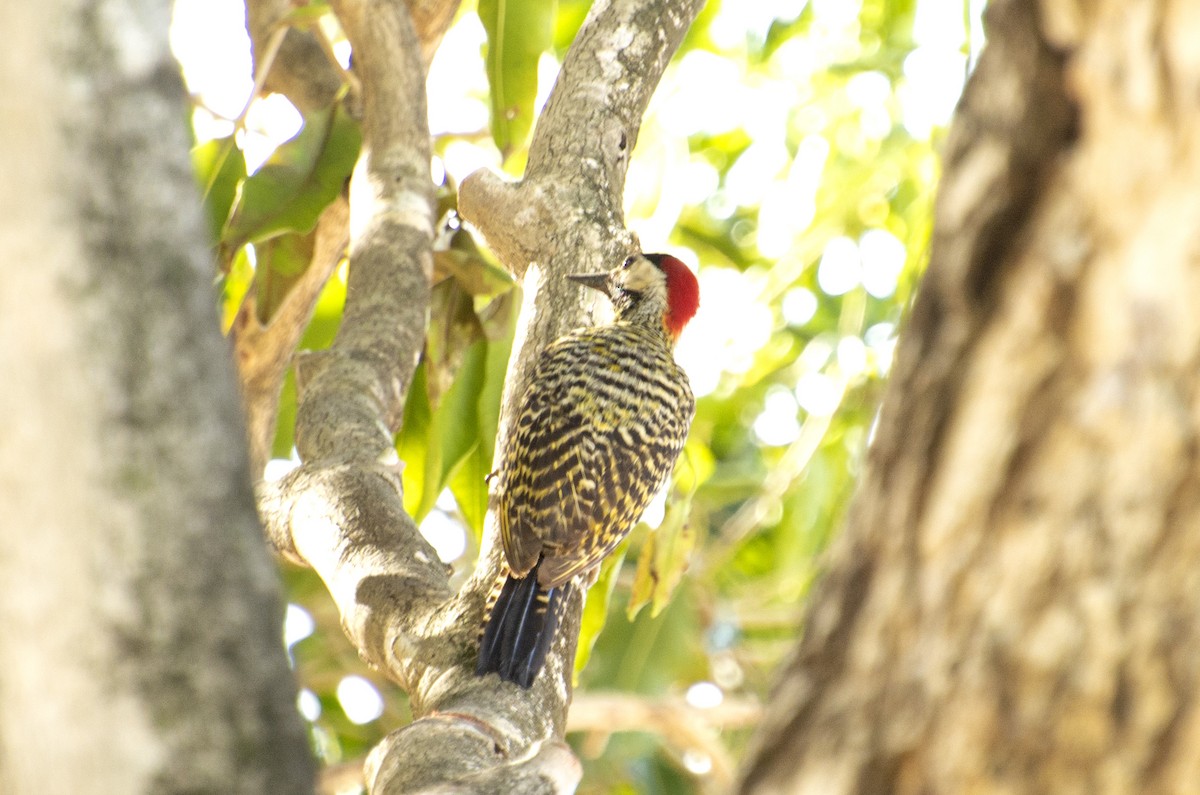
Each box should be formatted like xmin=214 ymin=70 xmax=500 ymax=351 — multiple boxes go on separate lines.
xmin=621 ymin=255 xmax=636 ymax=270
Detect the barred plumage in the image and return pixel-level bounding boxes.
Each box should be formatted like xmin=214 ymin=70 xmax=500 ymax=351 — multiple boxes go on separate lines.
xmin=476 ymin=253 xmax=699 ymax=687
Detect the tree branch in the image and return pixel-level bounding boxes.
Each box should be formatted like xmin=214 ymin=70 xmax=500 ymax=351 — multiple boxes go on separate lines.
xmin=324 ymin=693 xmax=762 ymax=794
xmin=233 ymin=0 xmax=463 ymax=477
xmin=257 ymin=0 xmax=442 ymax=650
xmin=259 ymin=0 xmax=701 ymax=791
xmin=569 ymin=693 xmax=764 ymax=789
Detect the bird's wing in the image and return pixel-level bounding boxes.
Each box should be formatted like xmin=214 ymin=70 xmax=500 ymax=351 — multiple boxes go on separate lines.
xmin=499 ymin=331 xmax=692 ymax=589
xmin=497 ymin=344 xmax=598 ymax=581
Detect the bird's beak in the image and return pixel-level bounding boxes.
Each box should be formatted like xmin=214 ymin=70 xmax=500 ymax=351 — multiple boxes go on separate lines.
xmin=566 ymin=272 xmax=611 ymax=296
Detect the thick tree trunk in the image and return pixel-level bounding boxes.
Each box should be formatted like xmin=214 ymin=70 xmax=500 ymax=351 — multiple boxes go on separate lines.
xmin=0 ymin=1 xmax=314 ymax=792
xmin=738 ymin=1 xmax=1200 ymax=793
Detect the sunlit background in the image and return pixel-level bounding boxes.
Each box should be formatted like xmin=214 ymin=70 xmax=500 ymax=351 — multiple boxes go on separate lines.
xmin=173 ymin=0 xmax=984 ymax=791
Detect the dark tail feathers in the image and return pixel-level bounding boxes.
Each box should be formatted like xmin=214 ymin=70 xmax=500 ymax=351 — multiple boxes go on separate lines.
xmin=476 ymin=558 xmax=568 ymax=688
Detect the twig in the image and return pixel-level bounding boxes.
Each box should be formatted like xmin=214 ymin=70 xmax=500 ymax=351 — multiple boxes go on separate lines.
xmin=569 ymin=693 xmax=763 ymax=788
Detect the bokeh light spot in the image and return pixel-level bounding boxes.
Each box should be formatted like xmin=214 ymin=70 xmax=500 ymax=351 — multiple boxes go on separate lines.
xmin=816 ymin=236 xmax=861 ymax=296
xmin=686 ymin=680 xmax=725 ymax=709
xmin=795 ymin=372 xmax=843 ymax=417
xmin=754 ymin=387 xmax=802 ymax=447
xmin=419 ymin=490 xmax=468 ymax=563
xmin=284 ymin=603 xmax=315 ymax=648
xmin=781 ymin=287 xmax=818 ymax=327
xmin=297 ymin=688 xmax=322 ymax=722
xmin=860 ymin=228 xmax=907 ymax=298
xmin=336 ymin=675 xmax=384 ymax=725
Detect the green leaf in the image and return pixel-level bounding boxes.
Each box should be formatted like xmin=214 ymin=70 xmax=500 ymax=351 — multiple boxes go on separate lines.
xmin=253 ymin=231 xmax=315 ymax=323
xmin=574 ymin=539 xmax=629 ymax=682
xmin=626 ymin=524 xmax=655 ymax=620
xmin=447 ymin=443 xmax=489 ymax=541
xmin=299 ymin=259 xmax=347 ymax=350
xmin=433 ymin=250 xmax=514 ymax=297
xmin=281 ymin=1 xmax=330 ymax=25
xmin=552 ymin=0 xmax=590 ymax=52
xmin=191 ymin=136 xmax=245 ymax=245
xmin=400 ymin=341 xmax=488 ymax=523
xmin=448 ymin=299 xmax=516 ymax=538
xmin=271 ymin=368 xmax=298 ymax=460
xmin=220 ymin=245 xmax=254 ymax=332
xmin=476 ymin=292 xmax=518 ymax=461
xmin=626 ymin=494 xmax=696 ymax=621
xmin=436 ymin=340 xmax=488 ymax=485
xmin=269 ymin=266 xmax=347 ymax=459
xmin=478 ymin=0 xmax=554 ymax=159
xmin=224 ymin=103 xmax=360 ymax=248
xmin=426 ymin=278 xmax=485 ymax=404
xmin=396 ymin=362 xmax=434 ymax=519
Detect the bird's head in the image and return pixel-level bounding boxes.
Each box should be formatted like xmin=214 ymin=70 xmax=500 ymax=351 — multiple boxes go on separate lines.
xmin=567 ymin=253 xmax=700 ymax=340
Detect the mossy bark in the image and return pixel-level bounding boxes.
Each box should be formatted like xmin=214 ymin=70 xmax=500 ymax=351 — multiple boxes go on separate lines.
xmin=0 ymin=1 xmax=314 ymax=793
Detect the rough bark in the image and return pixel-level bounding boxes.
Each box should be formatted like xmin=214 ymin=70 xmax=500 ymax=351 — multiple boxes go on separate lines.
xmin=235 ymin=0 xmax=463 ymax=475
xmin=0 ymin=1 xmax=314 ymax=793
xmin=256 ymin=0 xmax=702 ymax=791
xmin=738 ymin=0 xmax=1200 ymax=792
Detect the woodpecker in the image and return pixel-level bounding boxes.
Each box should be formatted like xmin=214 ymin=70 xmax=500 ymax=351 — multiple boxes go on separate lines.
xmin=476 ymin=253 xmax=700 ymax=688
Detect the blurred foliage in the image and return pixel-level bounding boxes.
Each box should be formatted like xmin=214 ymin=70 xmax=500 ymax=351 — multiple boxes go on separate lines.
xmin=477 ymin=0 xmax=554 ymax=159
xmin=180 ymin=0 xmax=981 ymax=791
